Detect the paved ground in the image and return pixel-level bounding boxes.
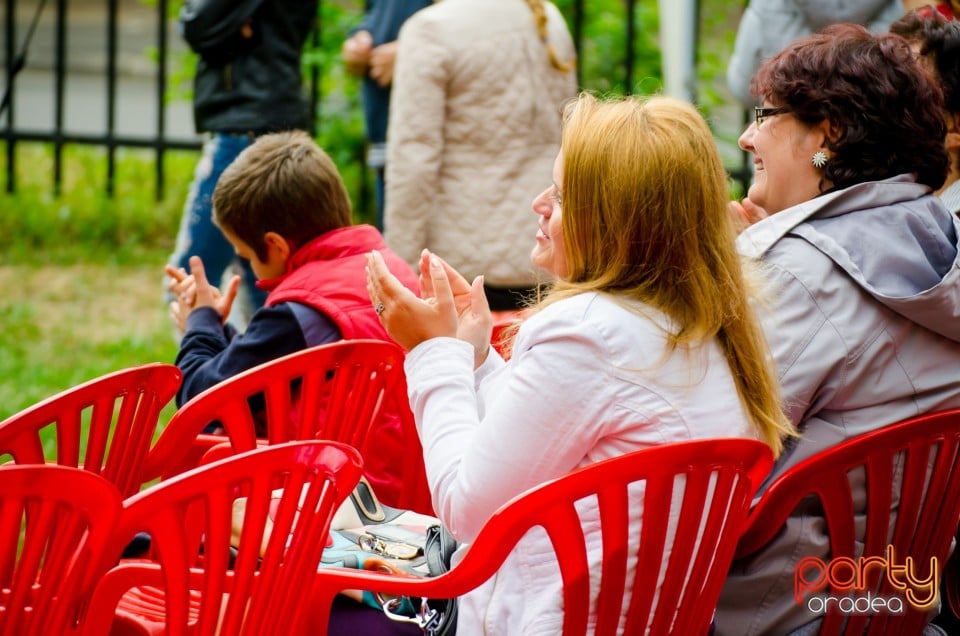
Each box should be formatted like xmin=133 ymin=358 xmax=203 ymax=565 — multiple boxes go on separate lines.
xmin=2 ymin=0 xmax=196 ymax=141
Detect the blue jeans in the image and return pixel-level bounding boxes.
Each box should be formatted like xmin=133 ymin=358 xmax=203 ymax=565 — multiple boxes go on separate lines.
xmin=168 ymin=133 xmax=268 ymax=316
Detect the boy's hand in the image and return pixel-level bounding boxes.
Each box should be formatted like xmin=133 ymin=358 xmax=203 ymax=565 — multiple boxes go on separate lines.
xmin=168 ymin=298 xmax=189 ymax=335
xmin=165 ymin=264 xmax=194 ymax=335
xmin=189 ymin=256 xmax=239 ymax=322
xmin=165 ymin=257 xmax=239 ymax=330
xmin=165 ymin=264 xmax=195 ymax=306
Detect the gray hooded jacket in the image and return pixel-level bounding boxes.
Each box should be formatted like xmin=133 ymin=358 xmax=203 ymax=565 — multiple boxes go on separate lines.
xmin=716 ymin=175 xmax=960 ymax=635
xmin=726 ymin=0 xmax=903 ymax=106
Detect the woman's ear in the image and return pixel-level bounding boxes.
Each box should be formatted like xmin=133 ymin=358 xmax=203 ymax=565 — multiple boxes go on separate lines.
xmin=945 ymin=112 xmax=960 ymax=153
xmin=814 ymin=118 xmax=841 ymax=151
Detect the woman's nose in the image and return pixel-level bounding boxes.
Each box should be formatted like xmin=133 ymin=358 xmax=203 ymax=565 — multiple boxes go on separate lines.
xmin=531 ymin=188 xmax=551 ymax=216
xmin=738 ymin=123 xmax=756 ymax=152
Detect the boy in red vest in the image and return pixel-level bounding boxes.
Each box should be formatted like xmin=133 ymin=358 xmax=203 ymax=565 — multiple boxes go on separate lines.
xmin=165 ymin=130 xmax=419 ymax=502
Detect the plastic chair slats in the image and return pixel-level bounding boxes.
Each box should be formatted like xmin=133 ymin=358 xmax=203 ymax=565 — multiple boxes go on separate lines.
xmin=735 ymin=410 xmax=960 ymax=636
xmin=83 ymin=441 xmax=362 ymax=636
xmin=0 ymin=465 xmax=123 ymax=636
xmin=623 ymin=473 xmax=672 ymax=635
xmin=676 ymin=472 xmax=739 ymax=633
xmin=694 ymin=481 xmax=748 ymax=633
xmin=146 ymin=340 xmax=431 ymax=514
xmin=594 ymin=485 xmax=629 ymax=635
xmin=0 ymin=364 xmax=181 ymax=497
xmin=309 ymin=438 xmax=773 ymax=636
xmin=544 ymin=503 xmax=590 ymax=635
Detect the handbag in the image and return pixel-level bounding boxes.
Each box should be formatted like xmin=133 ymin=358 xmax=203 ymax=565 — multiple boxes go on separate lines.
xmin=231 ymin=476 xmax=458 ymax=635
xmin=322 ymin=479 xmax=458 ymax=635
xmin=386 ymin=524 xmax=456 ymax=636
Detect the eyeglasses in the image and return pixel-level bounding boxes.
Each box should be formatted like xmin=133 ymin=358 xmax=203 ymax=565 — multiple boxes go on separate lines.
xmin=754 ymin=106 xmax=790 ymax=127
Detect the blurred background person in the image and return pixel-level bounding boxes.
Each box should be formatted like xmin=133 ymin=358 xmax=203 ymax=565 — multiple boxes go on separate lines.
xmin=342 ymin=0 xmax=432 ymax=230
xmin=383 ymin=0 xmax=578 ymax=312
xmin=902 ymin=0 xmax=960 ymax=19
xmin=726 ymin=0 xmax=903 ymax=106
xmin=168 ymin=0 xmax=318 ymax=330
xmin=716 ymin=24 xmax=960 ymax=636
xmin=892 ymin=8 xmax=960 ymax=213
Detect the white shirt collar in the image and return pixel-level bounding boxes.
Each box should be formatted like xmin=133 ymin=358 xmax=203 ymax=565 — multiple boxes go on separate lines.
xmin=938 ymin=179 xmax=960 ymax=215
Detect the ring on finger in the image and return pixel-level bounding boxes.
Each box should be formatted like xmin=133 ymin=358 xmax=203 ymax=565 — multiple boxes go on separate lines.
xmin=375 ymin=301 xmax=385 ymax=316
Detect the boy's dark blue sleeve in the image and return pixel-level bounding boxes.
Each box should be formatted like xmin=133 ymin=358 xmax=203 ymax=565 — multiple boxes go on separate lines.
xmin=174 ymin=302 xmax=337 ymax=407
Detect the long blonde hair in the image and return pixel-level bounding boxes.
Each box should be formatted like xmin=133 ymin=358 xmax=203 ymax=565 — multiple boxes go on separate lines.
xmin=524 ymin=0 xmax=575 ymax=73
xmin=539 ymin=93 xmax=793 ymax=456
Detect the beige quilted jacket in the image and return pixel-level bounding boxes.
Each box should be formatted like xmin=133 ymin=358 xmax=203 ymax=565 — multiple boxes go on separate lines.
xmin=384 ymin=0 xmax=578 ymax=287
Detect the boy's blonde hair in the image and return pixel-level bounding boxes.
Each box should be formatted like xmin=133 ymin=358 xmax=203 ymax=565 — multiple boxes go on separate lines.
xmin=213 ymin=131 xmax=352 ymax=261
xmin=541 ymin=93 xmax=793 ymax=455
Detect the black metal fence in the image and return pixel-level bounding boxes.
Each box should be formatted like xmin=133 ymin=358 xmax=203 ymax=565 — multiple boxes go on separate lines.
xmin=1 ymin=0 xmax=750 ymax=201
xmin=4 ymin=0 xmax=215 ymax=199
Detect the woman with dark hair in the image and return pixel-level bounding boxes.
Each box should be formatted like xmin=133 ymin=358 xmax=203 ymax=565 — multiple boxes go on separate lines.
xmin=892 ymin=9 xmax=960 ymax=213
xmin=716 ymin=24 xmax=960 ymax=635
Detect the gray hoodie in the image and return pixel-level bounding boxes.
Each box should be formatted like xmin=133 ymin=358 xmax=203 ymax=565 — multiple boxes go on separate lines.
xmin=726 ymin=0 xmax=903 ymax=106
xmin=716 ymin=175 xmax=960 ymax=634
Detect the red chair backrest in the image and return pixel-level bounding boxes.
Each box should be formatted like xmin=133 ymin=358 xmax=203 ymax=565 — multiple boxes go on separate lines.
xmin=83 ymin=441 xmax=363 ymax=636
xmin=309 ymin=437 xmax=773 ymax=635
xmin=0 ymin=465 xmax=123 ymax=636
xmin=490 ymin=310 xmax=523 ymax=360
xmin=145 ymin=340 xmax=431 ymax=514
xmin=734 ymin=409 xmax=960 ymax=635
xmin=0 ymin=363 xmax=181 ymax=497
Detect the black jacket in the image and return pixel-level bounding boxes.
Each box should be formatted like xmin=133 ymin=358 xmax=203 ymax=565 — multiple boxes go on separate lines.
xmin=179 ymin=0 xmax=318 ymax=133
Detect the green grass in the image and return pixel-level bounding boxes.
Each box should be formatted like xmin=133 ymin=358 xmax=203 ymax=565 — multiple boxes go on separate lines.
xmin=0 ymin=138 xmax=374 ymax=425
xmin=0 ymin=143 xmax=190 ymax=422
xmin=0 ymin=144 xmax=194 ymax=265
xmin=0 ymin=257 xmax=181 ymax=419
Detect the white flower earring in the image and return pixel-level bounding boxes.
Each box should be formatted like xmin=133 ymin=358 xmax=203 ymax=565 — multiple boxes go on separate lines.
xmin=811 ymin=151 xmax=828 ymax=169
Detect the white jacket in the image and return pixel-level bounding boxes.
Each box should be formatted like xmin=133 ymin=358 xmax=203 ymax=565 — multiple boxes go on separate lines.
xmin=384 ymin=0 xmax=578 ymax=287
xmin=404 ymin=292 xmax=759 ymax=634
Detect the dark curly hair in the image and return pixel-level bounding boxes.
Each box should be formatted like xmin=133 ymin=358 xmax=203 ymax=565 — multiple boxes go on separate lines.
xmin=891 ymin=11 xmax=960 ymax=116
xmin=751 ymin=23 xmax=948 ymax=192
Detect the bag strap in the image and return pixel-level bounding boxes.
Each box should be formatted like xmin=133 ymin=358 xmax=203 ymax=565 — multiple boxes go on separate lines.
xmin=380 ymin=524 xmax=458 ymax=635
xmin=382 ymin=597 xmax=449 ymax=635
xmin=351 ymin=476 xmax=386 ymax=523
xmin=423 ymin=525 xmax=456 ymax=576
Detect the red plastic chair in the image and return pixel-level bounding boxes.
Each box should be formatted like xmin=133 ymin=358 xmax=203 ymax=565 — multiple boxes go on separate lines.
xmin=734 ymin=409 xmax=960 ymax=635
xmin=309 ymin=438 xmax=774 ymax=635
xmin=0 ymin=464 xmax=124 ymax=636
xmin=0 ymin=363 xmax=182 ymax=497
xmin=82 ymin=440 xmax=363 ymax=636
xmin=144 ymin=340 xmax=432 ymax=514
xmin=490 ymin=311 xmax=522 ymax=361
